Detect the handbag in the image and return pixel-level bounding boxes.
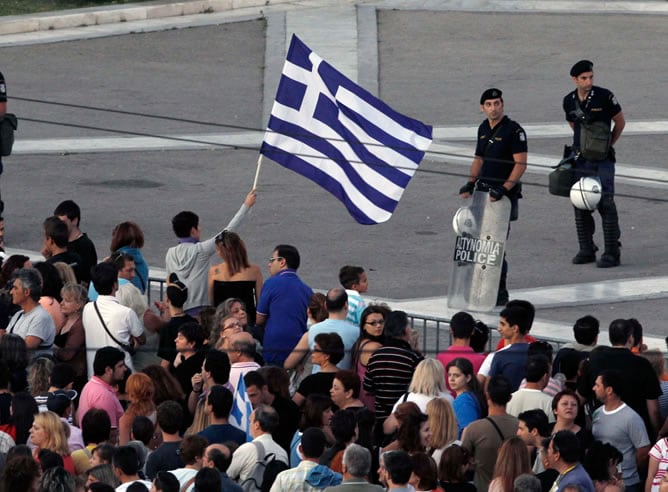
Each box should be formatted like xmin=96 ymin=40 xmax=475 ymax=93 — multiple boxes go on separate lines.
xmin=549 ymin=146 xmax=578 ymax=197
xmin=573 ymin=98 xmax=611 ymax=161
xmin=93 ymin=301 xmax=136 ymax=356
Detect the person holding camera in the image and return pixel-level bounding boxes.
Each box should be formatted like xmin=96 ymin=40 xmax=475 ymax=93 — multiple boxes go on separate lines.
xmin=459 ymin=88 xmax=528 ymax=305
xmin=563 ymin=60 xmax=626 ymax=268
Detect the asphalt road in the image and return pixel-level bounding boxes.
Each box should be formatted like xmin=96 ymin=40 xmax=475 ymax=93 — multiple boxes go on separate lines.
xmin=1 ymin=6 xmax=668 ymax=337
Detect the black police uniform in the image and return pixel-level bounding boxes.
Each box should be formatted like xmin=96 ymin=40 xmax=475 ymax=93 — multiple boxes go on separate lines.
xmin=475 ymin=114 xmax=527 ymax=199
xmin=563 ymin=86 xmax=622 ymax=267
xmin=0 ymin=70 xmax=6 ymax=214
xmin=475 ymin=114 xmax=527 ymax=304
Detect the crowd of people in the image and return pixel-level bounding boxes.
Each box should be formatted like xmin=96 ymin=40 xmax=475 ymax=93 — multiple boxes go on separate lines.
xmin=1 ymin=197 xmax=668 ymax=492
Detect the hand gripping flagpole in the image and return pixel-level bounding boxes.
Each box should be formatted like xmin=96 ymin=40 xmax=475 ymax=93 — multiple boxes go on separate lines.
xmin=252 ymin=154 xmax=262 ymax=190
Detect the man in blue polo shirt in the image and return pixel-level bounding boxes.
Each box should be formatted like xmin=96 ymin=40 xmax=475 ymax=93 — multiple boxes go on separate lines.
xmin=256 ymin=244 xmax=312 ymax=366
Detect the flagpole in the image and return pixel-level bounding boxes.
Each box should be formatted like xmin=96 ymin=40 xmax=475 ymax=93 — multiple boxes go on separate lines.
xmin=252 ymin=154 xmax=262 ymax=190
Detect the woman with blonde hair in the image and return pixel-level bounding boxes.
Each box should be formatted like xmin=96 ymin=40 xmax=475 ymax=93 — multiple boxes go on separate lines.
xmin=489 ymin=437 xmax=531 ymax=492
xmin=54 ymin=282 xmax=88 ymax=392
xmin=384 ymin=358 xmax=452 ymax=435
xmin=118 ymin=373 xmax=157 ymax=445
xmin=426 ymin=397 xmax=459 ymax=465
xmin=53 ymin=262 xmax=77 ymax=286
xmin=30 ymin=410 xmax=75 ymax=474
xmin=207 ymin=231 xmax=263 ymax=322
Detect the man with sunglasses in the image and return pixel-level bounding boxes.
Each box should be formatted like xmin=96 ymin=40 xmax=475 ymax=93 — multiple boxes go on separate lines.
xmin=256 ymin=245 xmax=312 ymax=366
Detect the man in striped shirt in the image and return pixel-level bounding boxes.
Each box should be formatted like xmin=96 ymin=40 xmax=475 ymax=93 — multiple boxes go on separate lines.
xmin=363 ymin=311 xmax=423 ymax=432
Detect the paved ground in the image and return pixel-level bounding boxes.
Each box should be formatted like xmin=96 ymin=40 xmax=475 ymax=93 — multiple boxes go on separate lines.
xmin=2 ymin=0 xmax=668 ymax=347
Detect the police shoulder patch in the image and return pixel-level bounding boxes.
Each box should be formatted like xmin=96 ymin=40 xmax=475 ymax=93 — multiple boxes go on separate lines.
xmin=0 ymin=83 xmax=5 ymax=94
xmin=518 ymin=132 xmax=526 ymax=142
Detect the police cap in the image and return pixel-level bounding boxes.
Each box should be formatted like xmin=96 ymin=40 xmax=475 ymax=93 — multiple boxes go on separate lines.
xmin=480 ymin=88 xmax=502 ymax=105
xmin=570 ymin=60 xmax=594 ymax=77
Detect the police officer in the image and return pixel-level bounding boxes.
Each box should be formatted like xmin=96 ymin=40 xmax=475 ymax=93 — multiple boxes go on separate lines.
xmin=459 ymin=88 xmax=528 ymax=305
xmin=0 ymin=70 xmax=6 ymax=214
xmin=564 ymin=60 xmax=625 ymax=268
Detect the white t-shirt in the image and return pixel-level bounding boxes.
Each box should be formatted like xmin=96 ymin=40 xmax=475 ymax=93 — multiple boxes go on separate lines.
xmin=82 ymin=295 xmax=144 ymax=375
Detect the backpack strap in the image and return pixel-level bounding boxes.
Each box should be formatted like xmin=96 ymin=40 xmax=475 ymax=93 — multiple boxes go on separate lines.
xmin=252 ymin=439 xmax=266 ymax=460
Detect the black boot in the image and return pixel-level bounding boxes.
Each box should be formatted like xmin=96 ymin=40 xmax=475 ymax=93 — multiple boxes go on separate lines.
xmin=572 ymin=208 xmax=597 ymax=264
xmin=597 ymin=196 xmax=621 ymax=268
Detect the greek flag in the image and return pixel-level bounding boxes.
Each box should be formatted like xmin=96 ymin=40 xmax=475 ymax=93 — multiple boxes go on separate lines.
xmin=261 ymin=35 xmax=433 ymax=225
xmin=230 ymin=373 xmax=253 ymax=441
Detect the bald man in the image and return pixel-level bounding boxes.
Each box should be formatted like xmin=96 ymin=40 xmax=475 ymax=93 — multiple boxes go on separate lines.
xmin=227 ymin=331 xmax=261 ymax=393
xmin=202 ymin=444 xmax=242 ymax=492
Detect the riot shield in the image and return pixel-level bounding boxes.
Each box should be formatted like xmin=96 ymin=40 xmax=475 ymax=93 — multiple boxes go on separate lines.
xmin=448 ymin=190 xmax=511 ymax=312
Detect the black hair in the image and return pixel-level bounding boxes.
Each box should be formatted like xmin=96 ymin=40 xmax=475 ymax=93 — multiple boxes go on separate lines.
xmin=499 ymin=304 xmax=532 ymax=335
xmin=486 ymin=376 xmax=512 ymax=405
xmin=53 ymin=200 xmax=81 ymax=224
xmin=156 ymin=400 xmax=184 ymax=435
xmin=43 ymin=216 xmax=69 ymax=248
xmin=81 ymin=408 xmax=112 ymax=445
xmin=112 ymin=446 xmax=140 ymax=476
xmin=518 ymin=409 xmax=550 ymax=437
xmin=583 ymin=440 xmax=623 ymax=481
xmin=131 ymin=415 xmax=154 ymax=446
xmin=573 ymin=315 xmax=599 ymax=345
xmin=384 ymin=310 xmax=409 ymax=339
xmin=204 ymin=350 xmax=231 ymax=385
xmin=608 ymin=319 xmax=633 ymax=346
xmin=244 ymin=371 xmax=266 ymax=391
xmin=33 ymin=262 xmax=64 ymax=301
xmin=551 ymin=430 xmax=580 ymax=464
xmin=273 ymin=244 xmax=300 ymax=270
xmin=599 ymin=369 xmax=624 ymax=397
xmin=527 ymin=341 xmax=554 ymax=361
xmin=339 ymin=265 xmax=364 ymax=289
xmin=301 ymin=427 xmax=328 ymax=459
xmin=525 ymin=355 xmax=550 ymax=383
xmin=50 ymin=363 xmax=75 ymax=388
xmin=450 ymin=311 xmax=475 ymax=339
xmin=93 ymin=346 xmax=125 ymax=377
xmin=154 ymin=471 xmax=180 ymax=492
xmin=469 ymin=321 xmax=489 ymax=353
xmin=91 ymin=262 xmax=119 ymax=296
xmin=177 ymin=322 xmax=206 ymax=350
xmin=171 ymin=211 xmax=199 ymax=238
xmin=314 ymin=332 xmax=345 ymax=365
xmin=383 ymin=450 xmax=413 ymax=485
xmin=207 ymin=385 xmax=233 ymax=419
xmin=193 ymin=467 xmax=221 ymax=492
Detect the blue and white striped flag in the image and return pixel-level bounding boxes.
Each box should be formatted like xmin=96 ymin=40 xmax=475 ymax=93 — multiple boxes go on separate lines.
xmin=261 ymin=34 xmax=433 ymax=225
xmin=229 ymin=373 xmax=253 ymax=442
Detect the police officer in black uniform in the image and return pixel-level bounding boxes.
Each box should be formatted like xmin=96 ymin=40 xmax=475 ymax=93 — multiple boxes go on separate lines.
xmin=459 ymin=88 xmax=528 ymax=305
xmin=0 ymin=70 xmax=6 ymax=214
xmin=563 ymin=60 xmax=625 ymax=268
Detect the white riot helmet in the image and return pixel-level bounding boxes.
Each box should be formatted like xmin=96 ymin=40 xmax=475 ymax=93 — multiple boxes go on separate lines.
xmin=570 ymin=177 xmax=602 ymax=211
xmin=452 ymin=206 xmax=477 ymax=235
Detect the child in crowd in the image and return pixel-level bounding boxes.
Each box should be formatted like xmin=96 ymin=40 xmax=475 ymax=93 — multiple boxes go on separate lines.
xmin=338 ymin=265 xmax=368 ymax=325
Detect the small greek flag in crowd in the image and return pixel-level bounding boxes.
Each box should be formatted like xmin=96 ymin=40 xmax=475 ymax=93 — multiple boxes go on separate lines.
xmin=230 ymin=373 xmax=253 ymax=441
xmin=261 ymin=34 xmax=433 ymax=225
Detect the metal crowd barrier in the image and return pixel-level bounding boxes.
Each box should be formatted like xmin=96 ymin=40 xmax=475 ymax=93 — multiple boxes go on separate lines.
xmin=148 ymin=275 xmax=568 ymax=358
